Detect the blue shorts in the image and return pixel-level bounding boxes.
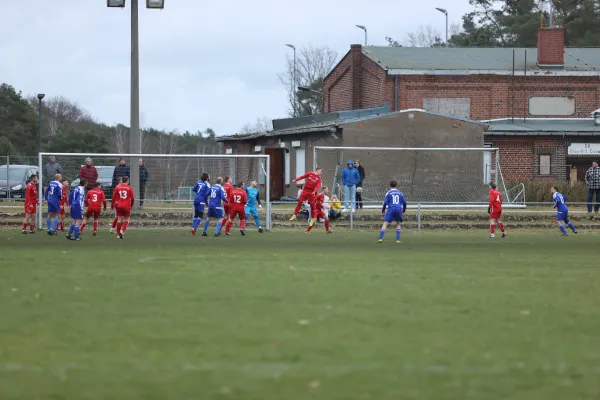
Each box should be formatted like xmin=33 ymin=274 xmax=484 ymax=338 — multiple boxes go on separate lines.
xmin=47 ymin=201 xmax=60 ymax=213
xmin=384 ymin=209 xmax=403 ymax=223
xmin=556 ymin=211 xmax=568 ymax=221
xmin=193 ymin=201 xmax=205 ymax=213
xmin=70 ymin=207 xmax=83 ymax=220
xmin=245 ymin=206 xmax=259 ymax=218
xmin=208 ymin=207 xmax=223 ymax=219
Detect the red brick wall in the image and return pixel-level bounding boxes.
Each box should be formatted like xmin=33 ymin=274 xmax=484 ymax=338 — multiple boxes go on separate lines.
xmin=538 ymin=28 xmax=565 ymax=65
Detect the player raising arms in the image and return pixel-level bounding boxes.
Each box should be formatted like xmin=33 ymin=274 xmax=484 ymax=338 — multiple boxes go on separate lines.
xmin=551 ymin=186 xmax=578 ymax=236
xmin=488 ymin=182 xmax=506 ymax=239
xmin=44 ymin=173 xmax=63 ymax=235
xmin=66 ymin=178 xmax=86 ymax=240
xmin=378 ymin=181 xmax=406 ymax=243
xmin=202 ymin=177 xmax=228 ymax=237
xmin=110 ymin=176 xmax=123 ymax=234
xmin=225 ymin=182 xmax=248 ymax=236
xmin=306 ymin=186 xmax=334 ymax=234
xmin=80 ymin=182 xmax=107 ymax=236
xmin=21 ymin=174 xmax=39 ymax=234
xmin=191 ymin=173 xmax=211 ymax=236
xmin=245 ymin=180 xmax=263 ymax=233
xmin=290 ymin=167 xmax=323 ymax=221
xmin=112 ymin=176 xmax=135 ymax=239
xmin=58 ymin=179 xmax=69 ymax=231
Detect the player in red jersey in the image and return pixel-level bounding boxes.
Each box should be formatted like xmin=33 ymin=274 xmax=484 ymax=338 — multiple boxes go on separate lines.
xmin=306 ymin=186 xmax=334 ymax=234
xmin=220 ymin=176 xmax=233 ymax=228
xmin=488 ymin=182 xmax=506 ymax=238
xmin=110 ymin=176 xmax=123 ymax=234
xmin=80 ymin=182 xmax=107 ymax=236
xmin=290 ymin=167 xmax=323 ymax=221
xmin=58 ymin=179 xmax=69 ymax=231
xmin=21 ymin=174 xmax=39 ymax=234
xmin=225 ymin=182 xmax=248 ymax=236
xmin=111 ymin=176 xmax=134 ymax=239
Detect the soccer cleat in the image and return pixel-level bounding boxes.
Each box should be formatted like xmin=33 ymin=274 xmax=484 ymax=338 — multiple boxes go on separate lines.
xmin=490 ymin=234 xmax=495 ymax=238
xmin=110 ymin=228 xmax=115 ymax=234
xmin=214 ymin=233 xmax=220 ymax=237
xmin=289 ymin=214 xmax=297 ymax=221
xmin=47 ymin=231 xmax=53 ymax=236
xmin=28 ymin=230 xmax=35 ymax=234
xmin=258 ymin=228 xmax=264 ymax=233
xmin=66 ymin=235 xmax=72 ymax=240
xmin=21 ymin=230 xmax=28 ymax=234
xmin=240 ymin=230 xmax=245 ymax=236
xmin=93 ymin=232 xmax=97 ymax=236
xmin=502 ymin=232 xmax=507 ymax=238
xmin=304 ymin=231 xmax=311 ymax=234
xmin=191 ymin=229 xmax=196 ymax=236
xmin=225 ymin=232 xmax=231 ymax=236
xmin=377 ymin=239 xmax=383 ymax=243
xmin=396 ymin=240 xmax=400 ymax=244
xmin=574 ymin=230 xmax=578 ymax=234
xmin=201 ymin=232 xmax=208 ymax=237
xmin=326 ymin=230 xmax=334 ymax=234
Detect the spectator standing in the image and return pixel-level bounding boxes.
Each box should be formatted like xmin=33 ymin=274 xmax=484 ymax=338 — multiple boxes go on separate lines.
xmin=354 ymin=160 xmax=365 ymax=209
xmin=111 ymin=157 xmax=131 ymax=193
xmin=341 ymin=160 xmax=360 ymax=211
xmin=585 ymin=161 xmax=600 ymax=213
xmin=139 ymin=158 xmax=149 ymax=206
xmin=43 ymin=156 xmax=63 ymax=189
xmin=78 ymin=157 xmax=98 ymax=191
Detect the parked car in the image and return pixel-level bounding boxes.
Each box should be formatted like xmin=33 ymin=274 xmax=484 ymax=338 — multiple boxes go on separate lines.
xmin=71 ymin=165 xmax=115 ymax=199
xmin=0 ymin=165 xmax=39 ymax=200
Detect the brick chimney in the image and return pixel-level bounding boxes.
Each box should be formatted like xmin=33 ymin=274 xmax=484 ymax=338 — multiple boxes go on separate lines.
xmin=537 ymin=27 xmax=565 ymax=66
xmin=350 ymin=44 xmax=362 ymax=109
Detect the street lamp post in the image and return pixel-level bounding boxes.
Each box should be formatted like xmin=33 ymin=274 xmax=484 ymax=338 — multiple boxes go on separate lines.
xmin=298 ymin=86 xmax=324 ymax=113
xmin=285 ymin=44 xmax=297 ymax=116
xmin=37 ymin=93 xmax=45 ymax=154
xmin=435 ymin=7 xmax=448 ymax=46
xmin=356 ymin=25 xmax=367 ymax=46
xmin=107 ymin=0 xmax=164 ymax=206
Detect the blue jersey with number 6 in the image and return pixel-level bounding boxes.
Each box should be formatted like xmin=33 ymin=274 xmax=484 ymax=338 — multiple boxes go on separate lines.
xmin=382 ymin=189 xmax=406 ymax=223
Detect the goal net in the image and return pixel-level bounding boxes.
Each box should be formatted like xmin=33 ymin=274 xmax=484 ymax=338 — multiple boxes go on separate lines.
xmin=38 ymin=152 xmax=271 ymax=229
xmin=313 ymin=146 xmax=525 ymax=207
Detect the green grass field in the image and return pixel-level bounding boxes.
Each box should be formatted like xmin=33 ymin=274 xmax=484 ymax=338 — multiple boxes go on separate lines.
xmin=1 ymin=228 xmax=600 ymax=399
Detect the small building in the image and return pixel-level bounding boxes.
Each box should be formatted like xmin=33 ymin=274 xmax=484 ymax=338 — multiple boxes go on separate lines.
xmin=485 ymin=115 xmax=600 ymax=183
xmin=218 ymin=105 xmax=488 ymax=202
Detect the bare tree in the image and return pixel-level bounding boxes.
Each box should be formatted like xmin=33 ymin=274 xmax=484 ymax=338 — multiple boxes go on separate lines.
xmin=406 ymin=25 xmax=443 ymax=47
xmin=115 ymin=124 xmax=127 ymax=153
xmin=240 ymin=117 xmax=272 ymax=134
xmin=44 ymin=96 xmax=93 ymax=136
xmin=278 ymin=45 xmax=338 ymax=117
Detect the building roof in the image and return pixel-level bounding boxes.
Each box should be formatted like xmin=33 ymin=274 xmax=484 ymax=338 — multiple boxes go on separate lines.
xmin=484 ymin=118 xmax=600 ymax=135
xmin=361 ymin=47 xmax=600 ymax=75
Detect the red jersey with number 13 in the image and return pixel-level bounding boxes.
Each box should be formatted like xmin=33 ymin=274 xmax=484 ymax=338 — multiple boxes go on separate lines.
xmin=86 ymin=188 xmax=107 ymax=211
xmin=230 ymin=188 xmax=247 ymax=211
xmin=295 ymin=172 xmax=322 ymax=194
xmin=489 ymin=189 xmax=502 ymax=211
xmin=112 ymin=184 xmax=134 ymax=209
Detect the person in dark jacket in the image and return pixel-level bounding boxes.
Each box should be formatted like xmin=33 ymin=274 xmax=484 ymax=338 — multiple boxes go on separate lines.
xmin=78 ymin=157 xmax=98 ymax=191
xmin=111 ymin=157 xmax=130 ymax=192
xmin=139 ymin=158 xmax=149 ymax=206
xmin=43 ymin=156 xmax=63 ymax=189
xmin=354 ymin=160 xmax=365 ymax=209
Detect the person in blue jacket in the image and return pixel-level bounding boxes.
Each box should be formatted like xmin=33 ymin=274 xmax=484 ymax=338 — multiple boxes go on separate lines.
xmin=341 ymin=160 xmax=360 ymax=211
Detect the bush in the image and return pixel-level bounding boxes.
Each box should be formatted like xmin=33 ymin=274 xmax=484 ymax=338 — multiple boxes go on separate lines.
xmin=507 ymin=181 xmax=588 ymax=203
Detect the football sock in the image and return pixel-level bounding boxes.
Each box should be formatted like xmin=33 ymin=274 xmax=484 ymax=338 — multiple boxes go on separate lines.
xmin=203 ymin=220 xmax=209 ymax=233
xmin=240 ymin=220 xmax=246 ymax=230
xmin=192 ymin=218 xmax=202 ymax=230
xmin=122 ymin=221 xmax=129 ymax=233
xmin=498 ymin=222 xmax=505 ymax=232
xmin=68 ymin=224 xmax=75 ymax=236
xmin=306 ymin=224 xmax=314 ymax=232
xmin=325 ymin=220 xmax=330 ymax=231
xmin=112 ymin=217 xmax=118 ymax=229
xmin=254 ymin=216 xmax=261 ymax=228
xmin=80 ymin=223 xmax=86 ymax=233
xmin=293 ymin=202 xmax=302 ymax=215
xmin=116 ymin=222 xmax=122 ymax=233
xmin=29 ymin=224 xmax=34 ymax=231
xmin=216 ymin=221 xmax=222 ymax=234
xmin=93 ymin=221 xmax=98 ymax=232
xmin=46 ymin=217 xmax=51 ymax=231
xmin=559 ymin=224 xmax=567 ymax=235
xmin=396 ymin=229 xmax=401 ymax=241
xmin=22 ymin=223 xmax=27 ymax=230
xmin=379 ymin=230 xmax=385 ymax=240
xmin=225 ymin=221 xmax=232 ymax=233
xmin=567 ymin=221 xmax=577 ymax=232
xmin=52 ymin=218 xmax=59 ymax=231
xmin=73 ymin=226 xmax=80 ymax=239
xmin=490 ymin=225 xmax=495 ymax=234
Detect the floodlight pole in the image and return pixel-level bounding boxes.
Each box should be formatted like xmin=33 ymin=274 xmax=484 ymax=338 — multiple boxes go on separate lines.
xmin=130 ymin=0 xmax=141 ymax=206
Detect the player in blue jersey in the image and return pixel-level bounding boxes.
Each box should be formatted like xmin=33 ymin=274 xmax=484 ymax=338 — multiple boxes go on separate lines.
xmin=378 ymin=181 xmax=407 ymax=243
xmin=44 ymin=173 xmax=63 ymax=235
xmin=245 ymin=180 xmax=264 ymax=233
xmin=202 ymin=177 xmax=228 ymax=237
xmin=191 ymin=173 xmax=211 ymax=236
xmin=551 ymin=186 xmax=578 ymax=236
xmin=67 ymin=179 xmax=87 ymax=240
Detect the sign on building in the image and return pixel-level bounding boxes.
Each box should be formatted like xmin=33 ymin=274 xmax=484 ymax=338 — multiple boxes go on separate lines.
xmin=568 ymin=143 xmax=600 ymax=155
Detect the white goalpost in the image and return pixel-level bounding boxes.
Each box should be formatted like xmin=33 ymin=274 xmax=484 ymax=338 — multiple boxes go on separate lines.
xmin=37 ymin=152 xmax=271 ymax=231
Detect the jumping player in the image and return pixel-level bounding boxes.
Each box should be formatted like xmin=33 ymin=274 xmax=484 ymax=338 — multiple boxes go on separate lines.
xmin=21 ymin=174 xmax=39 ymax=234
xmin=551 ymin=186 xmax=578 ymax=236
xmin=488 ymin=182 xmax=506 ymax=239
xmin=110 ymin=176 xmax=123 ymax=234
xmin=378 ymin=181 xmax=406 ymax=243
xmin=44 ymin=173 xmax=63 ymax=235
xmin=225 ymin=182 xmax=248 ymax=236
xmin=112 ymin=176 xmax=135 ymax=239
xmin=220 ymin=176 xmax=233 ymax=231
xmin=290 ymin=167 xmax=323 ymax=221
xmin=306 ymin=186 xmax=333 ymax=234
xmin=58 ymin=179 xmax=69 ymax=231
xmin=66 ymin=178 xmax=86 ymax=241
xmin=191 ymin=173 xmax=211 ymax=236
xmin=245 ymin=180 xmax=263 ymax=233
xmin=80 ymin=182 xmax=107 ymax=236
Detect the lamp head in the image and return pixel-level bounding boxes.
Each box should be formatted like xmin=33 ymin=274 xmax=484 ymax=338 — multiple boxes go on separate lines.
xmin=356 ymin=24 xmax=366 ymax=30
xmin=37 ymin=93 xmax=45 ymax=100
xmin=435 ymin=7 xmax=447 ymax=14
xmin=285 ymin=44 xmax=295 ymax=49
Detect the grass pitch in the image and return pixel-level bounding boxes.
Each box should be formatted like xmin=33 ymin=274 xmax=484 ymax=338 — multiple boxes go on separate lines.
xmin=1 ymin=228 xmax=600 ymax=399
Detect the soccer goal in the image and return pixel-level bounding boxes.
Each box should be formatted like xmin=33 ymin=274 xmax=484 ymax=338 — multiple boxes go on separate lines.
xmin=313 ymin=146 xmax=525 ymax=209
xmin=37 ymin=152 xmax=271 ymax=230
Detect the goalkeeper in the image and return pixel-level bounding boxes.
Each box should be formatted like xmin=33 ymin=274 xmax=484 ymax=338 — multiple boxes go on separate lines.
xmin=245 ymin=180 xmax=264 ymax=233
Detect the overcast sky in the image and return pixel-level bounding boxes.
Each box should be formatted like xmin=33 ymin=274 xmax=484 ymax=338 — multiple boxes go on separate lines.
xmin=1 ymin=0 xmax=472 ymax=136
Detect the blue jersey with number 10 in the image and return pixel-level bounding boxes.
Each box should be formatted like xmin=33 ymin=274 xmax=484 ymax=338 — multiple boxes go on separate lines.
xmin=208 ymin=184 xmax=227 ymax=209
xmin=553 ymin=192 xmax=568 ymax=213
xmin=382 ymin=189 xmax=407 ymax=213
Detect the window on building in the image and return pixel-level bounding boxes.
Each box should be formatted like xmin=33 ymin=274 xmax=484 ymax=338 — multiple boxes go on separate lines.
xmin=284 ymin=150 xmax=290 ymax=185
xmin=539 ymin=154 xmax=551 ymax=175
xmin=295 ymin=148 xmax=305 ymax=183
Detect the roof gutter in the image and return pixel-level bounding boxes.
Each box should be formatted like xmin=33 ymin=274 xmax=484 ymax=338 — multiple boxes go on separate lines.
xmin=485 ymin=132 xmax=600 ymax=136
xmin=387 ymin=69 xmax=600 ymax=76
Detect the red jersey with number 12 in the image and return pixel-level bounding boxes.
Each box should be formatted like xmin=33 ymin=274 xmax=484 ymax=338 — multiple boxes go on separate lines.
xmin=230 ymin=188 xmax=247 ymax=211
xmin=25 ymin=182 xmax=37 ymax=205
xmin=295 ymin=172 xmax=322 ymax=194
xmin=85 ymin=188 xmax=107 ymax=211
xmin=112 ymin=184 xmax=134 ymax=210
xmin=489 ymin=189 xmax=502 ymax=211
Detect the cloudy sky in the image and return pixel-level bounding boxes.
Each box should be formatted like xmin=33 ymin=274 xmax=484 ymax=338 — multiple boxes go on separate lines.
xmin=1 ymin=0 xmax=472 ymax=136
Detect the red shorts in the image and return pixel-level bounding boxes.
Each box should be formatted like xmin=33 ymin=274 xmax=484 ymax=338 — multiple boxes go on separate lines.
xmin=86 ymin=209 xmax=101 ymax=219
xmin=60 ymin=206 xmax=65 ymax=215
xmin=24 ymin=203 xmax=36 ymax=215
xmin=229 ymin=209 xmax=245 ymax=220
xmin=490 ymin=210 xmax=502 ymax=220
xmin=116 ymin=207 xmax=131 ymax=218
xmin=297 ymin=191 xmax=315 ymax=205
xmin=223 ymin=205 xmax=230 ymax=217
